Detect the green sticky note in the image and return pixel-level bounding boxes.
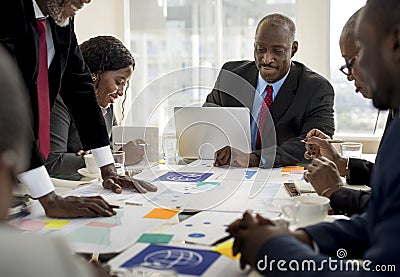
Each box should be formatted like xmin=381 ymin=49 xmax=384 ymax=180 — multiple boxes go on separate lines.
xmin=137 ymin=233 xmax=174 ymax=244
xmin=196 ymin=181 xmax=220 ymax=187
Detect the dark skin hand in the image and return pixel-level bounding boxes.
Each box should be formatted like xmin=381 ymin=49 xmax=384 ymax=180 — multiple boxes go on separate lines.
xmin=101 ymin=164 xmax=157 ymax=194
xmin=227 ymin=212 xmax=290 ymax=269
xmin=120 ymin=139 xmax=145 ymax=166
xmin=227 ymin=212 xmax=314 ymax=270
xmin=38 ymin=191 xmax=116 ymax=218
xmin=38 ymin=164 xmax=158 ymax=218
xmin=303 ymin=128 xmax=349 ymax=177
xmin=214 ymin=146 xmax=260 ymax=168
xmin=304 ymin=157 xmax=344 ymax=197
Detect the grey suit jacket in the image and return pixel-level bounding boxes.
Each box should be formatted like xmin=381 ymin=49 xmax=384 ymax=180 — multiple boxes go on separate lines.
xmin=0 ymin=226 xmax=95 ymax=277
xmin=45 ymin=95 xmax=116 ymax=176
xmin=205 ymin=60 xmax=335 ymax=167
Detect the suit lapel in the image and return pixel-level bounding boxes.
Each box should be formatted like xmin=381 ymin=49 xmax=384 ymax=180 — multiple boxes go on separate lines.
xmin=269 ymin=62 xmax=300 ymax=122
xmin=48 ymin=17 xmax=71 ymax=106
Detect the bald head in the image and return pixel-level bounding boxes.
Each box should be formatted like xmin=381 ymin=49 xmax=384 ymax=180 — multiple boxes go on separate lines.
xmin=256 ymin=13 xmax=296 ymax=43
xmin=340 ymin=7 xmax=363 ymax=45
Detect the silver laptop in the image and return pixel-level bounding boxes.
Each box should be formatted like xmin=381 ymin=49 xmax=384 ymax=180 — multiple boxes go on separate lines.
xmin=174 ymin=107 xmax=251 ymax=160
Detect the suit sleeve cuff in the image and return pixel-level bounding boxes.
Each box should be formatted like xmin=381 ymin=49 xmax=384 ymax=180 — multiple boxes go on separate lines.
xmin=260 ymin=156 xmax=267 ymax=167
xmin=91 ymin=145 xmax=114 ymax=167
xmin=17 ymin=166 xmax=55 ymax=198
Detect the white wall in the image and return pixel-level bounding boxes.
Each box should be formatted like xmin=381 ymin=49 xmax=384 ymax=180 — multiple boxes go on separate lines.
xmin=296 ymin=0 xmax=330 ymax=79
xmin=75 ymin=0 xmax=330 ymax=77
xmin=74 ymin=0 xmax=125 ymax=44
xmin=74 ymin=0 xmax=126 ymax=122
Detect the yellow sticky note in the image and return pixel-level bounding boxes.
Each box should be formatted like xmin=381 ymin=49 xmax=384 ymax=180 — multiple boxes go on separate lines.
xmin=143 ymin=208 xmax=179 ymax=220
xmin=281 ymin=166 xmax=304 ymax=172
xmin=212 ymin=240 xmax=240 ymax=260
xmin=42 ymin=219 xmax=71 ymax=230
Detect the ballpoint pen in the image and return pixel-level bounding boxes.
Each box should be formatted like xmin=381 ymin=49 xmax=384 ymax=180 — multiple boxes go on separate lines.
xmin=300 ymin=139 xmax=344 ymax=143
xmin=114 ymin=142 xmax=152 ymax=146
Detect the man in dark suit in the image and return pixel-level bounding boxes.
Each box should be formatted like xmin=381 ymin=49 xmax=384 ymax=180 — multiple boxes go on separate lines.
xmin=204 ymin=13 xmax=335 ymax=168
xmin=304 ymin=8 xmax=398 ymax=216
xmin=227 ymin=1 xmax=400 ymax=275
xmin=0 ymin=0 xmax=156 ymax=218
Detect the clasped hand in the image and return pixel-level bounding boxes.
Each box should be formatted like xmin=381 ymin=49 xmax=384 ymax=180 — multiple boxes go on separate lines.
xmin=226 ymin=212 xmax=290 ymax=269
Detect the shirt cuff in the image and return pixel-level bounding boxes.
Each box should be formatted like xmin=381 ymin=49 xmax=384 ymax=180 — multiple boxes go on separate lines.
xmin=260 ymin=156 xmax=267 ymax=167
xmin=91 ymin=145 xmax=114 ymax=167
xmin=17 ymin=166 xmax=55 ymax=198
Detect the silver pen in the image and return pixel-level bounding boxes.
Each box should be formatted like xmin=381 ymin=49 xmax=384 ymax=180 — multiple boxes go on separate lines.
xmin=114 ymin=142 xmax=152 ymax=146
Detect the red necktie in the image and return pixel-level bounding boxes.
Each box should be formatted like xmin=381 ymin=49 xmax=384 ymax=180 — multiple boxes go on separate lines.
xmin=256 ymin=85 xmax=273 ymax=149
xmin=36 ymin=19 xmax=51 ymax=159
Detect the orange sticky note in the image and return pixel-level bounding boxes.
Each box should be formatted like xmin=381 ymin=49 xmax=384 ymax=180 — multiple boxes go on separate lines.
xmin=212 ymin=240 xmax=240 ymax=260
xmin=143 ymin=208 xmax=179 ymax=220
xmin=281 ymin=166 xmax=304 ymax=172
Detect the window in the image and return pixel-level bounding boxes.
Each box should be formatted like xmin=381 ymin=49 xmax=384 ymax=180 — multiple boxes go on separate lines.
xmin=329 ymin=0 xmax=387 ymax=136
xmin=123 ymin=0 xmax=386 ymax=139
xmin=125 ymin=0 xmax=296 ymax=135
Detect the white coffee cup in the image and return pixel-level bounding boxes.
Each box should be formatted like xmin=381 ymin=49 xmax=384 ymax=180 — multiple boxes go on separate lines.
xmin=83 ymin=154 xmax=100 ymax=175
xmin=295 ymin=195 xmax=330 ymax=225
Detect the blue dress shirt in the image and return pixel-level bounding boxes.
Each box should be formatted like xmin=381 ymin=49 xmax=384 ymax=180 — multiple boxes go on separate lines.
xmin=250 ymin=69 xmax=291 ymax=150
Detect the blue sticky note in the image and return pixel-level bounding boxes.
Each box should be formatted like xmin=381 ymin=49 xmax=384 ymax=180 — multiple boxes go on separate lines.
xmin=245 ymin=170 xmax=257 ymax=179
xmin=157 ymin=172 xmax=213 ymax=183
xmin=121 ymin=244 xmax=220 ymax=275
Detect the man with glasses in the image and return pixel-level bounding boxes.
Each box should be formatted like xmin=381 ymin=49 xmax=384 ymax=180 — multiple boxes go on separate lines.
xmin=303 ymin=8 xmax=398 ymax=216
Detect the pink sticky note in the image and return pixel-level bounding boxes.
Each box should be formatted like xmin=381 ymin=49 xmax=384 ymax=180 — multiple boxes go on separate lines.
xmin=87 ymin=221 xmax=118 ymax=228
xmin=13 ymin=220 xmax=48 ymax=231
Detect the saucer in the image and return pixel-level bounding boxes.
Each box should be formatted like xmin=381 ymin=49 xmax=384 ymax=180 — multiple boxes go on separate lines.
xmin=77 ymin=168 xmax=101 ymax=179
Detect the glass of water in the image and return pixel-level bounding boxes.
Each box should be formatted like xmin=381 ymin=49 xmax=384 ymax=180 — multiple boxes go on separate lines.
xmin=340 ymin=142 xmax=363 ymax=158
xmin=112 ymin=150 xmax=125 ymax=175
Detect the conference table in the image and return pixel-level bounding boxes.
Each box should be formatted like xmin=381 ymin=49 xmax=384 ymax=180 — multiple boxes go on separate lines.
xmin=9 ymin=157 xmax=372 ymax=276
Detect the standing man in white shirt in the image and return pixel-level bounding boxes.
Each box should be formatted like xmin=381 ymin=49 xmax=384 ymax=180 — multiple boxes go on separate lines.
xmin=0 ymin=0 xmax=157 ymax=218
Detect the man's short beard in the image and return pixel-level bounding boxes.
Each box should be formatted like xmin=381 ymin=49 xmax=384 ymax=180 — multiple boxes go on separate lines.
xmin=47 ymin=0 xmax=70 ymax=27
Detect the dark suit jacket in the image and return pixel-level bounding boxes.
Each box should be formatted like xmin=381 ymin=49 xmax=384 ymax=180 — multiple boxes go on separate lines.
xmin=329 ymin=108 xmax=399 ymax=216
xmin=204 ymin=60 xmax=335 ymax=167
xmin=45 ymin=95 xmax=116 ymax=176
xmin=0 ymin=0 xmax=109 ymax=170
xmin=254 ymin=117 xmax=400 ymax=276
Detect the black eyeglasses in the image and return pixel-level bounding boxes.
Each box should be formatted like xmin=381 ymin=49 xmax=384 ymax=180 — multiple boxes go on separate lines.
xmin=339 ymin=56 xmax=357 ymax=76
